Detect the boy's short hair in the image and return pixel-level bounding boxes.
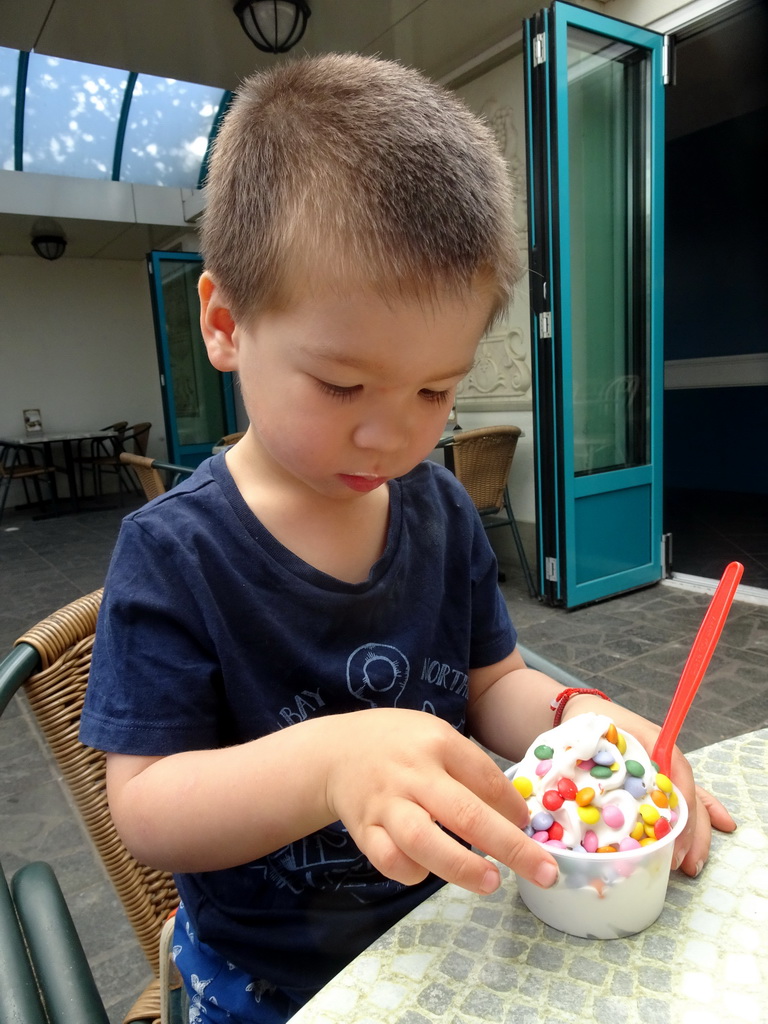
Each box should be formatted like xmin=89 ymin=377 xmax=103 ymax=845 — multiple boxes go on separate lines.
xmin=201 ymin=53 xmax=520 ymax=325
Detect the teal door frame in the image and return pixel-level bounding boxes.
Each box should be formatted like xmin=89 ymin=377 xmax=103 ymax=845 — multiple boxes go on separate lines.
xmin=147 ymin=251 xmax=237 ymax=468
xmin=525 ymin=1 xmax=667 ymax=608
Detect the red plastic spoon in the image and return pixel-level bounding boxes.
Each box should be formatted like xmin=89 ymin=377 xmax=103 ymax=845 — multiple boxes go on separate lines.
xmin=652 ymin=560 xmax=744 ymax=777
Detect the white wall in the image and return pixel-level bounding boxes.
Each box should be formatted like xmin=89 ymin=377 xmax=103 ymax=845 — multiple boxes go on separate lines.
xmin=1 ymin=254 xmax=167 ymax=500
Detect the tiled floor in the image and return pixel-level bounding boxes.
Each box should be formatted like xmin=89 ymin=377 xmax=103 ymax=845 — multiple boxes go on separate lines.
xmin=1 ymin=497 xmax=767 ymax=1022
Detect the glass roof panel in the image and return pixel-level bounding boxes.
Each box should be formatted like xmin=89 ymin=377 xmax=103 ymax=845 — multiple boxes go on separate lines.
xmin=0 ymin=47 xmax=18 ymax=171
xmin=0 ymin=48 xmax=227 ymax=188
xmin=23 ymin=51 xmax=127 ymax=179
xmin=119 ymin=73 xmax=223 ymax=188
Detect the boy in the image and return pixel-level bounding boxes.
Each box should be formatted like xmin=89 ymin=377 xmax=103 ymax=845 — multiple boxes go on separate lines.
xmin=81 ymin=54 xmax=733 ymax=1023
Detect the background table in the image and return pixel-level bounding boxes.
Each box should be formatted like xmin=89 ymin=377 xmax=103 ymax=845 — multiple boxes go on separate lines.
xmin=289 ymin=729 xmax=767 ymax=1024
xmin=0 ymin=431 xmax=117 ymax=513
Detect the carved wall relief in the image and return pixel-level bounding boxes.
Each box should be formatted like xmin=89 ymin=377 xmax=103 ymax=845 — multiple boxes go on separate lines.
xmin=456 ymin=325 xmax=531 ymax=409
xmin=456 ymin=56 xmax=533 ymax=412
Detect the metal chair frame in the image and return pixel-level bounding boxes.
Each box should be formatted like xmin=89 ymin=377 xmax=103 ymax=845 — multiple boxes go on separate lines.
xmin=0 ymin=591 xmax=181 ymax=1024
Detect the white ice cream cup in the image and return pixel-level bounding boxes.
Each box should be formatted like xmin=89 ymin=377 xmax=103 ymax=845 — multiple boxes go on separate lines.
xmin=513 ymin=788 xmax=688 ymax=939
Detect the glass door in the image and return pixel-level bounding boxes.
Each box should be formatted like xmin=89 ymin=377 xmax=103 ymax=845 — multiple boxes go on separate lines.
xmin=525 ymin=2 xmax=666 ymax=608
xmin=147 ymin=251 xmax=237 ymax=468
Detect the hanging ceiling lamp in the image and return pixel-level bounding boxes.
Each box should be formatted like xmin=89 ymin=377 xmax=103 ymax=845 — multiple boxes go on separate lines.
xmin=233 ymin=0 xmax=311 ymax=54
xmin=31 ymin=235 xmax=67 ymax=260
xmin=30 ymin=221 xmax=67 ymax=261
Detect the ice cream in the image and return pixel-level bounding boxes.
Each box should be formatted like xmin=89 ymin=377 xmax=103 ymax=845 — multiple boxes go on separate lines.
xmin=511 ymin=712 xmax=680 ymax=852
xmin=507 ymin=713 xmax=688 ymax=938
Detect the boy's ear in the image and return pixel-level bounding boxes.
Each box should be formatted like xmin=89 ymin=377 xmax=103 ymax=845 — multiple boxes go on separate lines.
xmin=199 ymin=271 xmax=239 ymax=371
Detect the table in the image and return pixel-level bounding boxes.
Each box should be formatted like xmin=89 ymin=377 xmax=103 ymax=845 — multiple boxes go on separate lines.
xmin=288 ymin=729 xmax=767 ymax=1024
xmin=0 ymin=431 xmax=117 ymax=514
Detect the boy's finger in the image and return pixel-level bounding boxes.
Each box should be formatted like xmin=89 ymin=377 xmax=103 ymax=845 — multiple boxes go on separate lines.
xmin=460 ymin=805 xmax=559 ymax=890
xmin=675 ymin=787 xmax=737 ymax=876
xmin=363 ymin=823 xmax=432 ymax=888
xmin=671 ymin=782 xmax=741 ymax=872
xmin=373 ymin=802 xmax=509 ymax=895
xmin=696 ymin=784 xmax=737 ymax=833
xmin=441 ymin=741 xmax=530 ymax=829
xmin=388 ymin=785 xmax=559 ymax=893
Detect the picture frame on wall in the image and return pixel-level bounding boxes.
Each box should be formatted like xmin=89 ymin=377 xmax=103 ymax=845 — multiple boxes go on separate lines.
xmin=23 ymin=408 xmax=43 ymax=433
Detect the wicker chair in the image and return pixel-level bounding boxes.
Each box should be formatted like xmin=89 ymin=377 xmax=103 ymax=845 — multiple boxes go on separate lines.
xmin=118 ymin=454 xmax=196 ymax=503
xmin=212 ymin=431 xmax=246 ymax=453
xmin=218 ymin=432 xmax=245 ymax=446
xmin=0 ymin=590 xmax=180 ymax=1024
xmin=119 ymin=453 xmax=167 ymax=502
xmin=442 ymin=425 xmax=538 ymax=598
xmin=0 ymin=442 xmax=59 ymax=522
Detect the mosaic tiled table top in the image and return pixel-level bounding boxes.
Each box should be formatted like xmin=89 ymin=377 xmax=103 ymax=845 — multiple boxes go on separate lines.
xmin=289 ymin=729 xmax=768 ymax=1024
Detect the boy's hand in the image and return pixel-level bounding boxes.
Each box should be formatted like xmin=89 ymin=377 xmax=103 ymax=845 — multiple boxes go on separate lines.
xmin=561 ymin=697 xmax=736 ymax=876
xmin=621 ymin=719 xmax=736 ymax=876
xmin=666 ymin=750 xmax=737 ymax=875
xmin=325 ymin=708 xmax=559 ymax=895
xmin=678 ymin=784 xmax=736 ymax=876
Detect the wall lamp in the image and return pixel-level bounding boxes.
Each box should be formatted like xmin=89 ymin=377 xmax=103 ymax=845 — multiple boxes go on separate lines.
xmin=233 ymin=0 xmax=311 ymax=53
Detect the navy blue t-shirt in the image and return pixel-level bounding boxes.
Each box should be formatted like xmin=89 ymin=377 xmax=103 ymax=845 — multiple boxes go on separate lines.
xmin=81 ymin=453 xmax=516 ymax=998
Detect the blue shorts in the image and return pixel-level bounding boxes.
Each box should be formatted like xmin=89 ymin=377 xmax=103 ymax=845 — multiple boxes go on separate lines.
xmin=172 ymin=903 xmax=302 ymax=1024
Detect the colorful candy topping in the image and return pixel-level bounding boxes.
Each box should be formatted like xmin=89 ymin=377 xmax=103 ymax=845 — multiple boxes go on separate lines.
xmin=512 ymin=713 xmax=680 ymax=853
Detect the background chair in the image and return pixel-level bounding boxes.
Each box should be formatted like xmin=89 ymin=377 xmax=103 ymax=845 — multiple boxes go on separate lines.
xmin=442 ymin=425 xmax=538 ymax=598
xmin=212 ymin=431 xmax=246 ymax=453
xmin=574 ymin=374 xmax=640 ymax=472
xmin=119 ymin=454 xmax=196 ymax=502
xmin=0 ymin=590 xmax=180 ymax=1024
xmin=101 ymin=419 xmax=130 ymax=435
xmin=77 ymin=422 xmax=151 ymax=501
xmin=119 ymin=453 xmax=167 ymax=502
xmin=218 ymin=431 xmax=245 ymax=446
xmin=0 ymin=442 xmax=59 ymax=522
xmin=75 ymin=420 xmax=127 ymax=497
xmin=73 ymin=419 xmax=128 ymax=487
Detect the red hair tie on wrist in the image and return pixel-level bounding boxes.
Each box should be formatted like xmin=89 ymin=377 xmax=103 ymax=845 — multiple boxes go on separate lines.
xmin=550 ymin=687 xmax=611 ymax=727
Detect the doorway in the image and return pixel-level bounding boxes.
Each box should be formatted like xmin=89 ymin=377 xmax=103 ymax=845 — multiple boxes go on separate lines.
xmin=524 ymin=3 xmax=666 ymax=608
xmin=663 ymin=0 xmax=768 ymax=590
xmin=146 ymin=251 xmax=238 ymax=468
